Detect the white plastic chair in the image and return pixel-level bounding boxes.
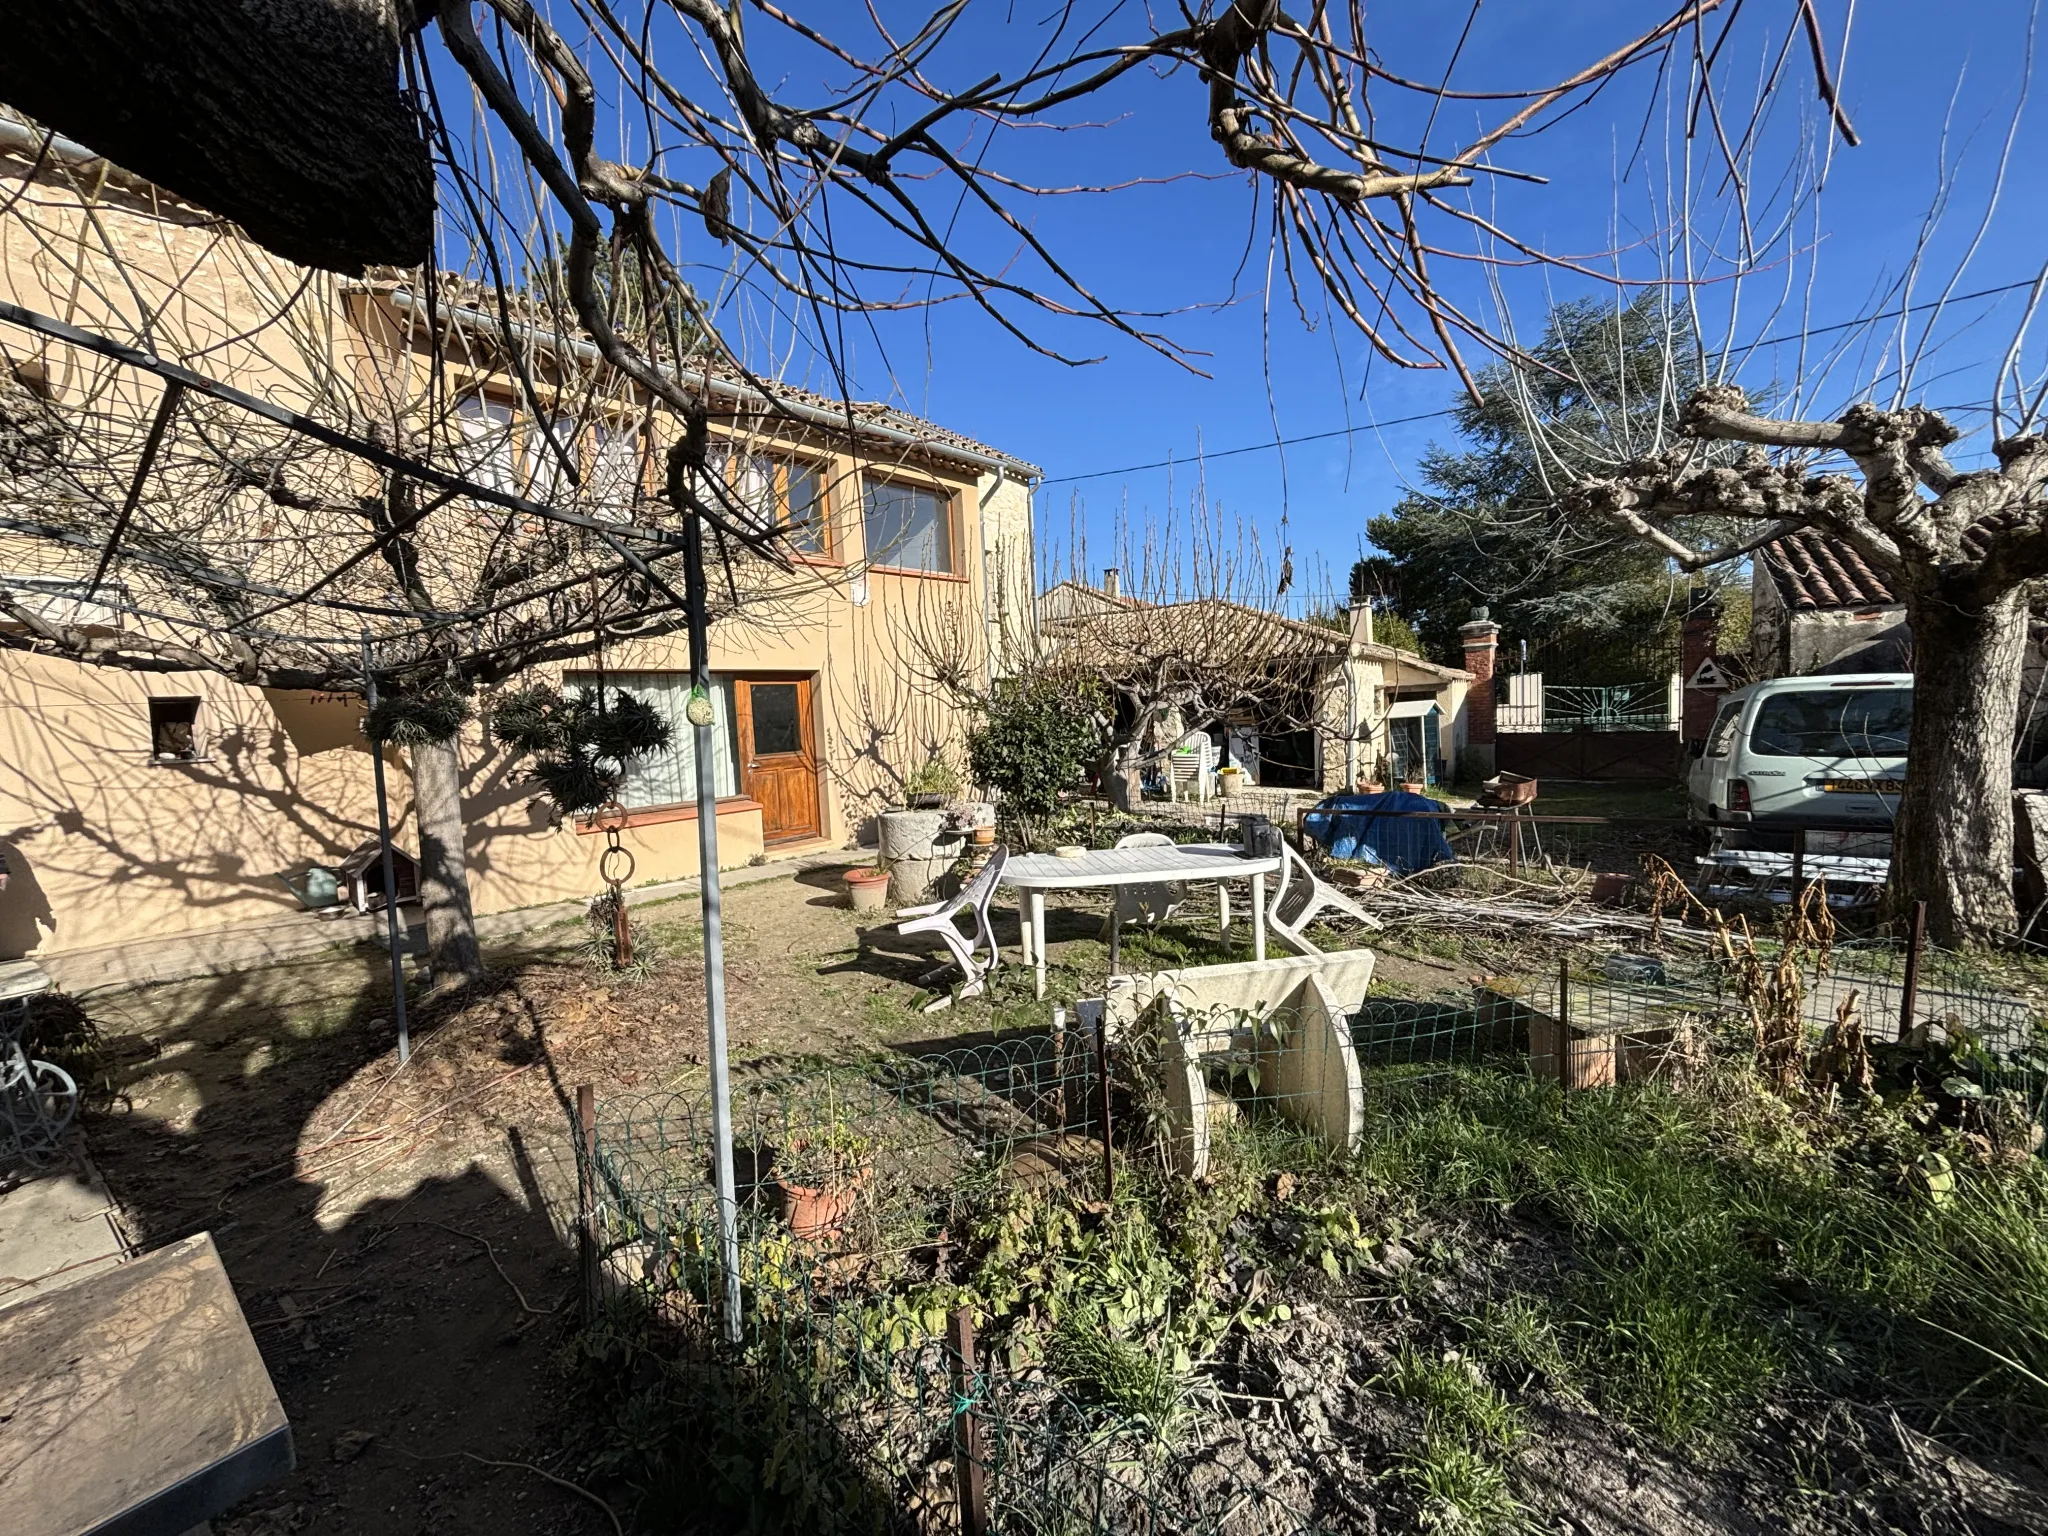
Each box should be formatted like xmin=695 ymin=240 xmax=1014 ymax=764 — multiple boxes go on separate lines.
xmin=1268 ymin=839 xmax=1383 ymax=955
xmin=895 ymin=846 xmax=1008 ymax=1011
xmin=1100 ymin=831 xmax=1188 ymax=939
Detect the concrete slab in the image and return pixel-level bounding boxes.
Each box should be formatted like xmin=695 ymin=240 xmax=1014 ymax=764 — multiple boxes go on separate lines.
xmin=0 ymin=1134 xmax=128 ymax=1311
xmin=0 ymin=1232 xmax=292 ymax=1536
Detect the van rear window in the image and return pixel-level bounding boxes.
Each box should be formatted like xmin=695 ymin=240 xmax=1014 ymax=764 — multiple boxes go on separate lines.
xmin=1749 ymin=689 xmax=1912 ymax=759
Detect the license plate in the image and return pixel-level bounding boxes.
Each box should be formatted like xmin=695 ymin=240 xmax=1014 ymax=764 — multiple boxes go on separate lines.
xmin=1821 ymin=779 xmax=1902 ymax=794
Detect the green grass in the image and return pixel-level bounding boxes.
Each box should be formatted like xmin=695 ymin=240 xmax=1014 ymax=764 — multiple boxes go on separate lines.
xmin=1386 ymin=1344 xmax=1526 ymax=1531
xmin=1355 ymin=1069 xmax=2048 ymax=1443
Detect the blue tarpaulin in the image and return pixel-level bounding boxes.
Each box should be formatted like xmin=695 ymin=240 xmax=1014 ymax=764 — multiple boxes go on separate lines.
xmin=1300 ymin=791 xmax=1453 ymax=875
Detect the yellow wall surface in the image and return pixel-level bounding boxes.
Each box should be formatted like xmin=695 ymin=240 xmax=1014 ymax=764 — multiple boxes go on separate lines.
xmin=0 ymin=157 xmax=1031 ymax=961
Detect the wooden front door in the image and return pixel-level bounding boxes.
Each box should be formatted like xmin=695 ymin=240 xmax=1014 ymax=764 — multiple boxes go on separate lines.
xmin=736 ymin=676 xmax=821 ymax=843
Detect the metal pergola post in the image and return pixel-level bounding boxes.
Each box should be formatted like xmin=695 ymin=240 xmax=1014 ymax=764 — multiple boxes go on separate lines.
xmin=683 ymin=508 xmax=742 ymax=1342
xmin=360 ymin=632 xmax=411 ymax=1066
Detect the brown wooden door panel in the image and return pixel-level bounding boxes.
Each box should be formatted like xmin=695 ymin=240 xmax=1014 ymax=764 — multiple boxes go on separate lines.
xmin=737 ymin=677 xmax=821 ymax=843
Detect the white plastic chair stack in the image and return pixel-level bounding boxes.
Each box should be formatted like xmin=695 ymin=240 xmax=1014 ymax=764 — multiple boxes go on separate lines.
xmin=1268 ymin=839 xmax=1383 ymax=955
xmin=894 ymin=846 xmax=1008 ymax=1011
xmin=1166 ymin=733 xmax=1215 ymax=803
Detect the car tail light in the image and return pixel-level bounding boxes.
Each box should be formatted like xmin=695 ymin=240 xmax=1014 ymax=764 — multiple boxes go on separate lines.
xmin=1729 ymin=779 xmax=1752 ymax=813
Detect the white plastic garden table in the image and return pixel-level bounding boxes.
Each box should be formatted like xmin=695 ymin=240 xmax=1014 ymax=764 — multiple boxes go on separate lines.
xmin=1001 ymin=842 xmax=1282 ymax=998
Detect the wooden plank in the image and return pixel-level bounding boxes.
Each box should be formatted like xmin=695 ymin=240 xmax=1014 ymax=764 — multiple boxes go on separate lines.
xmin=1 ymin=1232 xmax=293 ymax=1536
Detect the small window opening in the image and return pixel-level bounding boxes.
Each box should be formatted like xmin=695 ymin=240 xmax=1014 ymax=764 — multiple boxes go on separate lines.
xmin=149 ymin=696 xmax=202 ymax=761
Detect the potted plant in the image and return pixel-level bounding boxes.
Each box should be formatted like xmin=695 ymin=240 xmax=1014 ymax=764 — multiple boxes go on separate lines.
xmin=902 ymin=755 xmax=962 ymax=810
xmin=844 ymin=862 xmax=891 ymax=912
xmin=774 ymin=1108 xmax=874 ymax=1240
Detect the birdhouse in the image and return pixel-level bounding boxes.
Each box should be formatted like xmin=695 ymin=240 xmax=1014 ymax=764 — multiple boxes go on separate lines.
xmin=336 ymin=839 xmax=419 ymax=914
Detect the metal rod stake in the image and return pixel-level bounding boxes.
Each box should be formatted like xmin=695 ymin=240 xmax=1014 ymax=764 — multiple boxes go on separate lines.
xmin=361 ymin=632 xmax=410 ymax=1065
xmin=1557 ymin=955 xmax=1570 ymax=1091
xmin=683 ymin=493 xmax=742 ymax=1343
xmin=1095 ymin=1013 xmax=1114 ymax=1202
xmin=1899 ymin=898 xmax=1927 ymax=1043
xmin=947 ymin=1307 xmax=989 ymax=1536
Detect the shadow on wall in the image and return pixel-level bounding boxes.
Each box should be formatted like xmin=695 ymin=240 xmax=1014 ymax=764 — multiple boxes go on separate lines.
xmin=0 ymin=657 xmax=401 ymax=955
xmin=0 ymin=840 xmax=55 ymax=960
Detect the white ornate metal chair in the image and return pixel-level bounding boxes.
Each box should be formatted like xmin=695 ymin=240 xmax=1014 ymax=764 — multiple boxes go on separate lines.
xmin=895 ymin=846 xmax=1008 ymax=1011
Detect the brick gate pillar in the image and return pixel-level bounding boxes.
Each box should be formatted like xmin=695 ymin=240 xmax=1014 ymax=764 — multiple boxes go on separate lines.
xmin=1460 ymin=613 xmax=1501 ymax=776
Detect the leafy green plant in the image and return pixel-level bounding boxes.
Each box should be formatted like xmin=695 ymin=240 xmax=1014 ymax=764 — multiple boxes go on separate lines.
xmin=779 ymin=1122 xmax=873 ymax=1189
xmin=1386 ymin=1345 xmax=1526 ymax=1532
xmin=778 ymin=1089 xmax=875 ymax=1188
xmin=967 ymin=673 xmax=1104 ymax=849
xmin=364 ymin=681 xmax=473 ymax=746
xmin=490 ymin=681 xmax=671 ymax=814
xmin=1298 ymin=1200 xmax=1382 ymax=1281
xmin=1050 ymin=1306 xmax=1186 ymax=1427
xmin=901 ymin=754 xmax=962 ymax=802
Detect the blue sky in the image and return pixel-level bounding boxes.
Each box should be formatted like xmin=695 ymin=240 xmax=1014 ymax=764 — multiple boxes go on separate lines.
xmin=693 ymin=2 xmax=2047 ymax=604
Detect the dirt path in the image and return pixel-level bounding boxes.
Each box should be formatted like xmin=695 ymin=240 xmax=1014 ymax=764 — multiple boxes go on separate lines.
xmin=69 ymin=869 xmax=962 ymax=1536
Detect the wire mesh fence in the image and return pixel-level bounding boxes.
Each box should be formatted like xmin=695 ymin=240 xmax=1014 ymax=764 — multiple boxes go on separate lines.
xmin=574 ymin=925 xmax=2048 ymax=1533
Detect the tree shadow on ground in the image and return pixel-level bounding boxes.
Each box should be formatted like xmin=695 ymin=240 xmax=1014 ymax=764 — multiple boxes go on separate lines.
xmin=50 ymin=939 xmax=897 ymax=1535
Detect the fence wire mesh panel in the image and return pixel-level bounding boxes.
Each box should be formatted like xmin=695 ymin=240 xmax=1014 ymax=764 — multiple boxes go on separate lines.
xmin=574 ymin=931 xmax=2047 ymax=1532
xmin=582 ymin=1035 xmax=1341 ymax=1535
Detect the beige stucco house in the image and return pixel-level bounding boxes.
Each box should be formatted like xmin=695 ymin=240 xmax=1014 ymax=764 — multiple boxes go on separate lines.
xmin=0 ymin=125 xmax=1038 ymax=968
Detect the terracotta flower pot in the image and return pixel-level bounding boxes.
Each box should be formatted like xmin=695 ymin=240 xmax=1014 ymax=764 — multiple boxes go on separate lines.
xmin=774 ymin=1165 xmax=873 ymax=1240
xmin=972 ymin=825 xmax=996 ymax=846
xmin=845 ymin=866 xmax=890 ymax=913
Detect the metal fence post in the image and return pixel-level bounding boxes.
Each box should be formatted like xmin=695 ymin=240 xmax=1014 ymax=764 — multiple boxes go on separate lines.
xmin=1899 ymin=898 xmax=1927 ymax=1042
xmin=1556 ymin=955 xmax=1571 ymax=1092
xmin=577 ymin=1082 xmax=597 ymax=1319
xmin=1790 ymin=826 xmax=1806 ymax=903
xmin=947 ymin=1307 xmax=989 ymax=1536
xmin=360 ymin=632 xmax=410 ymax=1066
xmin=1094 ymin=1012 xmax=1114 ymax=1203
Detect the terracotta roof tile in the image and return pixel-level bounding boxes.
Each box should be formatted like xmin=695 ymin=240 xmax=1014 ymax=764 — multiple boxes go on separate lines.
xmin=1759 ymin=529 xmax=1897 ymax=611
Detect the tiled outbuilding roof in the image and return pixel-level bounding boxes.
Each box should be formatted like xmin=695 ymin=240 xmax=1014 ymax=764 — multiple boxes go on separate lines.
xmin=1758 ymin=529 xmax=1898 ymax=611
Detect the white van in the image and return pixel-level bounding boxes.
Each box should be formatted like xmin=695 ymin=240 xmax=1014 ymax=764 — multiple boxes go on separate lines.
xmin=1686 ymin=673 xmax=1910 ymax=847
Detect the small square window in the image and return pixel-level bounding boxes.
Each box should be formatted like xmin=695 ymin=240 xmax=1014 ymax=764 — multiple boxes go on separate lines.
xmin=149 ymin=696 xmax=202 ymax=761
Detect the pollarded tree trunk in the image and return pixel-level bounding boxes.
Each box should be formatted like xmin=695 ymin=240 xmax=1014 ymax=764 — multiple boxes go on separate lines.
xmin=410 ymin=735 xmax=485 ymax=982
xmin=1892 ymin=583 xmax=2027 ymax=945
xmin=1105 ymin=743 xmax=1144 ymax=814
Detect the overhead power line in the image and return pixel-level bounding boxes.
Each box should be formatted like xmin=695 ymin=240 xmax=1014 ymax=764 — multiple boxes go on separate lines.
xmin=1039 ymin=277 xmax=2044 ymax=488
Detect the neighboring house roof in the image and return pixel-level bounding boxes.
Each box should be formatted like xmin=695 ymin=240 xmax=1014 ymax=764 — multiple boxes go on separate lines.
xmin=1759 ymin=529 xmax=1898 ymax=612
xmin=1039 ymin=578 xmax=1142 ymax=623
xmin=1042 ymin=586 xmax=1471 ymax=682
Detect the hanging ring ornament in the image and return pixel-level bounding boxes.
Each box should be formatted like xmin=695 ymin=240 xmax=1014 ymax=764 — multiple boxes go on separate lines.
xmin=599 ymin=838 xmax=636 ymax=889
xmin=593 ymin=798 xmax=629 ymax=835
